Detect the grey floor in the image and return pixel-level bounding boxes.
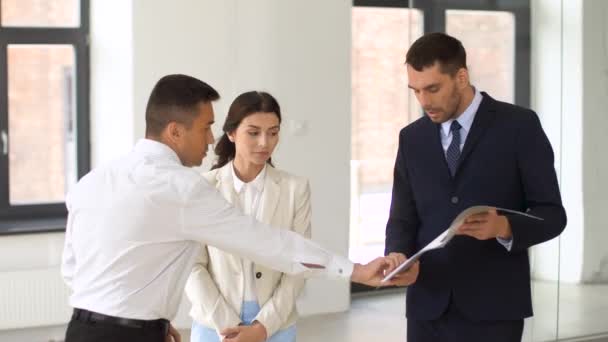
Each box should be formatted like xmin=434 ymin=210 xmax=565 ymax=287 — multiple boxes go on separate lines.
xmin=530 ymin=282 xmax=608 ymax=341
xmin=297 ymin=289 xmax=406 ymax=341
xmin=178 ymin=291 xmax=404 ymax=342
xmin=178 ymin=282 xmax=608 ymax=342
xmin=1 ymin=283 xmax=605 ymax=342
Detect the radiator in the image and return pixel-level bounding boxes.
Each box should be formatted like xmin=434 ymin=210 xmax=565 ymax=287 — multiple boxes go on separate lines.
xmin=0 ymin=267 xmax=72 ymax=330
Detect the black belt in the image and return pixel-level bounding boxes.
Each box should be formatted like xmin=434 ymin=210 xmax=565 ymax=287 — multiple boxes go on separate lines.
xmin=72 ymin=308 xmax=169 ymax=335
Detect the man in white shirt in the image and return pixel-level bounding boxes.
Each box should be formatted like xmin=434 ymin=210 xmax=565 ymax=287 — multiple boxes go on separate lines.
xmin=61 ymin=74 xmax=414 ymax=342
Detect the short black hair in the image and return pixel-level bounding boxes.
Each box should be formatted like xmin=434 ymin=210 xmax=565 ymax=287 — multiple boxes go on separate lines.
xmin=405 ymin=32 xmax=467 ymax=75
xmin=145 ymin=74 xmax=220 ymax=137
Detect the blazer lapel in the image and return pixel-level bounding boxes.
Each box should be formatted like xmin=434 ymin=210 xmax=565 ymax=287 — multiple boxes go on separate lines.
xmin=455 ymin=92 xmax=497 ymax=176
xmin=257 ymin=166 xmax=281 ymax=224
xmin=217 ymin=164 xmax=238 ymax=206
xmin=215 ymin=163 xmax=245 ymax=271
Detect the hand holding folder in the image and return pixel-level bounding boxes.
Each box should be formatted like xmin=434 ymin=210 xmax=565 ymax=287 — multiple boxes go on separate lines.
xmin=381 ymin=205 xmax=543 ymax=284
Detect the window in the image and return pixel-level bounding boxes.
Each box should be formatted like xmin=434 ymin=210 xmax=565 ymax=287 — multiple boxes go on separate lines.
xmin=0 ymin=0 xmax=89 ymax=233
xmin=350 ymin=5 xmax=423 ymax=265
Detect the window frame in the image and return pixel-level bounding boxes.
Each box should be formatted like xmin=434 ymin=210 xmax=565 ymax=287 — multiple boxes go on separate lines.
xmin=0 ymin=0 xmax=90 ymax=234
xmin=353 ymin=0 xmax=531 ymax=107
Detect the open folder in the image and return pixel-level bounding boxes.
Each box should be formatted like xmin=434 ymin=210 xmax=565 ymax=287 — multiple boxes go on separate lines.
xmin=380 ymin=205 xmax=544 ymax=284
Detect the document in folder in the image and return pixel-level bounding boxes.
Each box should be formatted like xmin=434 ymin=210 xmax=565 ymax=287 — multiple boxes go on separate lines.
xmin=380 ymin=205 xmax=543 ymax=284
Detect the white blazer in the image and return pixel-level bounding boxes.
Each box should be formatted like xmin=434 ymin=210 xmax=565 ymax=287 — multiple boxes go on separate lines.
xmin=185 ymin=163 xmax=311 ymax=337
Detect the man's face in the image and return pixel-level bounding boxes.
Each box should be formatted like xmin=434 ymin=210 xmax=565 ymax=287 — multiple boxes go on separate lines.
xmin=175 ymin=101 xmax=215 ymax=167
xmin=407 ymin=63 xmax=465 ymax=124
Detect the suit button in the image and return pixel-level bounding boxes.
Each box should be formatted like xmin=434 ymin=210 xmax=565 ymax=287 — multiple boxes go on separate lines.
xmin=451 ymin=196 xmax=459 ymax=204
xmin=256 ymin=272 xmax=262 ymax=279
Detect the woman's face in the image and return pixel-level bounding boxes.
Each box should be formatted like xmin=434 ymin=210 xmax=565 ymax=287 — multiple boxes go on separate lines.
xmin=228 ymin=112 xmax=280 ymax=166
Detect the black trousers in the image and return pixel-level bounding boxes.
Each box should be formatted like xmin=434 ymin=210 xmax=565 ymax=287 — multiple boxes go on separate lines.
xmin=65 ymin=317 xmax=166 ymax=342
xmin=407 ymin=303 xmax=524 ymax=342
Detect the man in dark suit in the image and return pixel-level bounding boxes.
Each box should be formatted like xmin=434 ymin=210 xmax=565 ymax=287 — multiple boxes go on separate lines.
xmin=383 ymin=32 xmax=567 ymax=342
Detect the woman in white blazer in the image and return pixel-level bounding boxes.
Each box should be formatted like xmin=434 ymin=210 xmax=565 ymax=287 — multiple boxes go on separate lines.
xmin=185 ymin=91 xmax=310 ymax=342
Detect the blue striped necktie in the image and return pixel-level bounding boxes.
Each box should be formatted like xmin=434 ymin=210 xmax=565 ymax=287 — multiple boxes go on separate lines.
xmin=446 ymin=120 xmax=462 ymax=177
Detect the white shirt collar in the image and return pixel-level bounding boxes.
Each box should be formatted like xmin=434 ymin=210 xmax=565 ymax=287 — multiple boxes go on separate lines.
xmin=441 ymin=87 xmax=483 ymax=137
xmin=134 ymin=138 xmax=182 ymax=164
xmin=231 ymin=161 xmax=267 ymax=194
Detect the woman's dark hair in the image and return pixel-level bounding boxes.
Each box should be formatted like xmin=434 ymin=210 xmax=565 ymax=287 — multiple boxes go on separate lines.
xmin=212 ymin=91 xmax=282 ymax=170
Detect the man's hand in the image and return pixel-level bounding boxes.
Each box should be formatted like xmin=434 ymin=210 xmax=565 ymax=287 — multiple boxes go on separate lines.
xmin=384 ymin=252 xmax=419 ymax=286
xmin=165 ymin=323 xmax=181 ymax=342
xmin=220 ymin=321 xmax=267 ymax=342
xmin=351 ymin=256 xmax=394 ymax=287
xmin=456 ymin=208 xmax=512 ymax=240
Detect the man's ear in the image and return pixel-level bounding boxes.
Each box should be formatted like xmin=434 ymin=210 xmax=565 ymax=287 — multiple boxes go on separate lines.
xmin=457 ymin=68 xmax=469 ymax=88
xmin=165 ymin=122 xmax=182 ymax=143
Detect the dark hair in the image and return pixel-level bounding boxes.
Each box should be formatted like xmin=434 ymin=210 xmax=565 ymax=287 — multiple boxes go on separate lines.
xmin=212 ymin=91 xmax=282 ymax=170
xmin=405 ymin=32 xmax=467 ymax=76
xmin=145 ymin=74 xmax=220 ymax=137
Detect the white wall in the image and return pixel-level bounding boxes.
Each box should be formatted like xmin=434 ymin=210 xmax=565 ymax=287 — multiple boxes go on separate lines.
xmin=558 ymin=0 xmax=587 ymax=284
xmin=580 ymin=0 xmax=608 ymax=283
xmin=90 ymin=0 xmax=135 ymax=166
xmin=0 ymin=0 xmax=352 ymax=338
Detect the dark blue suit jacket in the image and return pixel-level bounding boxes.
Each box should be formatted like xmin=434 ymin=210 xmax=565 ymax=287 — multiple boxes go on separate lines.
xmin=385 ymin=92 xmax=567 ymax=321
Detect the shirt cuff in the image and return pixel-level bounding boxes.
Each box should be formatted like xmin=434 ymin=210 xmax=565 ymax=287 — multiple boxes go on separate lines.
xmin=325 ymin=254 xmax=353 ymax=279
xmin=496 ymin=237 xmax=513 ymax=251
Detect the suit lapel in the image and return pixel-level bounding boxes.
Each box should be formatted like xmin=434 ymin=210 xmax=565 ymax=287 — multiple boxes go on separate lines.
xmin=257 ymin=166 xmax=281 ymax=224
xmin=455 ymin=92 xmax=497 ymax=176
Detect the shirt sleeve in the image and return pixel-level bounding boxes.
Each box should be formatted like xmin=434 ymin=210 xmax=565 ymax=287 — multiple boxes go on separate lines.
xmin=179 ymin=178 xmax=353 ymax=279
xmin=496 ymin=236 xmax=513 ymax=251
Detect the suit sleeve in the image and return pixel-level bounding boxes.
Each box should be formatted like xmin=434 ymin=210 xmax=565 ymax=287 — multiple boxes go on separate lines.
xmin=508 ymin=111 xmax=567 ymax=252
xmin=385 ymin=130 xmax=420 ymax=257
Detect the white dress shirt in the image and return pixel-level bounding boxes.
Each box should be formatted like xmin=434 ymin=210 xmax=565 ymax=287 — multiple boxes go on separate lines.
xmin=439 ymin=88 xmax=512 ymax=251
xmin=439 ymin=87 xmax=482 ymax=153
xmin=231 ymin=162 xmax=266 ymax=302
xmin=61 ymin=139 xmax=352 ymax=320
